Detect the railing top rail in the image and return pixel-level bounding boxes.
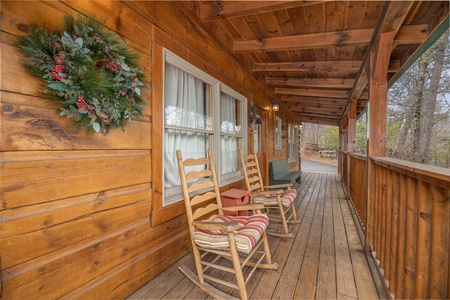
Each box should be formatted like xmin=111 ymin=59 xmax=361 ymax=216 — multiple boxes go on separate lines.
xmin=371 ymin=156 xmax=450 ymax=189
xmin=349 ymin=153 xmax=367 ymax=161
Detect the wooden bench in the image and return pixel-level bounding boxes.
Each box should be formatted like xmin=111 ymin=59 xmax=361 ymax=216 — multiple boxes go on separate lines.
xmin=269 ymin=159 xmax=301 ymax=186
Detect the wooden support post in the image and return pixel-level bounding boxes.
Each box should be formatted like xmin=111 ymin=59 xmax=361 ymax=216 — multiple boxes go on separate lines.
xmin=347 ymin=102 xmax=357 ymax=194
xmin=365 ymin=31 xmax=395 ymax=254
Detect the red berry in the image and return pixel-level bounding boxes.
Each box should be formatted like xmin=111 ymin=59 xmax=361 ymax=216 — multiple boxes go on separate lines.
xmin=119 ymin=91 xmax=126 ymax=97
xmin=76 ymin=96 xmax=88 ymax=111
xmin=51 ymin=65 xmax=66 ymax=81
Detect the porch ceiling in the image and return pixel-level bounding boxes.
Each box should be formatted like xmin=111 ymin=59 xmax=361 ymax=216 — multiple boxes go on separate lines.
xmin=187 ymin=1 xmax=449 ymax=126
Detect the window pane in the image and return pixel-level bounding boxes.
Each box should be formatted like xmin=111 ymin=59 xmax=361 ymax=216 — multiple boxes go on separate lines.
xmin=220 ymin=136 xmax=239 ymax=175
xmin=220 ymin=92 xmax=241 ymax=134
xmin=220 ymin=92 xmax=241 ymax=175
xmin=254 ymin=124 xmax=260 ymax=154
xmin=276 ymin=117 xmax=282 ymax=149
xmin=165 ymin=64 xmax=212 ymax=130
xmin=164 ymin=129 xmax=209 ymax=189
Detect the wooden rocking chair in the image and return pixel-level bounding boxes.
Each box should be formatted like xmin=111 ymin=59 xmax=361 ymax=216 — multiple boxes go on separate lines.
xmin=176 ymin=149 xmax=278 ymax=300
xmin=239 ymin=149 xmax=300 ymax=238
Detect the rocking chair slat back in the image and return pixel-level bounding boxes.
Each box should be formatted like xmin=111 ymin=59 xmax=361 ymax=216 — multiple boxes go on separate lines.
xmin=191 ymin=191 xmax=216 ymax=207
xmin=183 ymin=157 xmax=209 ymax=166
xmin=177 ymin=150 xmax=224 ymax=225
xmin=185 ymin=169 xmax=212 ymax=180
xmin=193 ymin=203 xmax=220 ymax=220
xmin=187 ymin=180 xmax=215 ymax=193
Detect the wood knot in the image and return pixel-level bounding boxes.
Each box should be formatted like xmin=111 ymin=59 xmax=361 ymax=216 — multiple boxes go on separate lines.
xmin=42 ymin=216 xmax=53 ymax=226
xmin=2 ymin=105 xmax=14 ymax=113
xmin=10 ymin=18 xmax=29 ymax=33
xmin=96 ymin=191 xmax=107 ymax=201
xmin=420 ymin=211 xmax=432 ymax=222
xmin=16 ymin=22 xmax=29 ymax=33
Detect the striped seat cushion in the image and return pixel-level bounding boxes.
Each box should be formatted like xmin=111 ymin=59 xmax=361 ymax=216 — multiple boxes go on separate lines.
xmin=252 ymin=188 xmax=297 ymax=207
xmin=193 ymin=214 xmax=269 ymax=254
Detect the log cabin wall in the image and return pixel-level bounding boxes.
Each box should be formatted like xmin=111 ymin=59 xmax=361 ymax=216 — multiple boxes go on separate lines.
xmin=0 ymin=1 xmax=299 ymax=298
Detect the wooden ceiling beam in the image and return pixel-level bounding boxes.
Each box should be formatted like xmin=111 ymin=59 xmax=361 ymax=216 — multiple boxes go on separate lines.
xmin=289 ymin=104 xmax=346 ymax=111
xmin=394 ymin=24 xmax=429 ymax=44
xmin=234 ymin=28 xmax=373 ymax=53
xmin=291 ymin=108 xmax=346 ymax=115
xmin=298 ymin=118 xmax=339 ymax=126
xmin=234 ymin=24 xmax=426 ymax=53
xmin=275 ymin=88 xmax=349 ymax=98
xmin=291 ymin=108 xmax=345 ymax=116
xmin=253 ymin=59 xmax=400 ymax=73
xmin=200 ymin=1 xmax=331 ymax=22
xmin=266 ymin=78 xmax=355 ymax=89
xmin=253 ymin=61 xmax=361 ymax=72
xmin=281 ymin=96 xmax=348 ymax=104
xmin=294 ymin=112 xmax=341 ymax=121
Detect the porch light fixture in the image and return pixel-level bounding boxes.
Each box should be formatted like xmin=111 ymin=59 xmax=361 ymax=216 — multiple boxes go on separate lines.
xmin=271 ymin=99 xmax=279 ymax=111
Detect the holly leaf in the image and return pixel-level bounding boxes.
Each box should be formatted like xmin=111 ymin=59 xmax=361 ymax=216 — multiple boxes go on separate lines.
xmin=75 ymin=37 xmax=83 ymax=48
xmin=63 ymin=31 xmax=72 ymax=40
xmin=121 ymin=63 xmax=130 ymax=71
xmin=82 ymin=48 xmax=90 ymax=54
xmin=48 ymin=82 xmax=68 ymax=91
xmin=135 ymin=87 xmax=141 ymax=96
xmin=78 ymin=109 xmax=88 ymax=114
xmin=92 ymin=122 xmax=101 ymax=132
xmin=61 ymin=96 xmax=77 ymax=104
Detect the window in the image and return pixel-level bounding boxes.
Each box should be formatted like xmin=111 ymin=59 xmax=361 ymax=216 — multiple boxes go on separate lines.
xmin=163 ymin=50 xmax=247 ymax=205
xmin=275 ymin=117 xmax=282 ymax=149
xmin=253 ymin=124 xmax=260 ymax=154
xmin=288 ymin=125 xmax=298 ymax=161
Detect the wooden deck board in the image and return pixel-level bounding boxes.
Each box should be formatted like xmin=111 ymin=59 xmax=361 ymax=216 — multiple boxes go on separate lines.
xmin=127 ymin=173 xmax=381 ymax=300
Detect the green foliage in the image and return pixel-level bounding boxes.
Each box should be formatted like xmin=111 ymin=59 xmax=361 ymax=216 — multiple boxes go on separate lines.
xmin=320 ymin=126 xmax=339 ymax=150
xmin=18 ymin=14 xmax=146 ymax=134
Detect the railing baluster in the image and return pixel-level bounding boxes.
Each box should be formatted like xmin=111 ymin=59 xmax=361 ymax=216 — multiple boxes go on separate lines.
xmin=415 ymin=180 xmax=432 ymax=298
xmin=429 ymin=185 xmax=449 ymax=298
xmin=404 ymin=176 xmax=418 ymax=298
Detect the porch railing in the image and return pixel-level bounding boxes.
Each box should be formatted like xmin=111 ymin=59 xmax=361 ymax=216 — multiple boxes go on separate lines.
xmin=348 ymin=153 xmax=367 ymax=232
xmin=340 ymin=151 xmax=449 ymax=299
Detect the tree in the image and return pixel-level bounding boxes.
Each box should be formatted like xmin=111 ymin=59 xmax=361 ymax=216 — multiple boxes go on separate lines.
xmin=388 ymin=29 xmax=450 ymax=167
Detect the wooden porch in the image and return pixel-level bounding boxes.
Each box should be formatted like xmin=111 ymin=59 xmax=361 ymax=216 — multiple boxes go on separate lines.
xmin=127 ymin=172 xmax=384 ymax=300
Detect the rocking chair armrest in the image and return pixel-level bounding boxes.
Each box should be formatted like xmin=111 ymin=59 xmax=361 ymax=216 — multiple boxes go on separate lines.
xmin=193 ymin=221 xmax=240 ymax=232
xmin=263 ymin=183 xmax=293 ymax=190
xmin=223 ymin=203 xmax=265 ymax=211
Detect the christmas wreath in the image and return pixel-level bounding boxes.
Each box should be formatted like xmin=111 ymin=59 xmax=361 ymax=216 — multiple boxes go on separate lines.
xmin=18 ymin=14 xmax=146 ymax=134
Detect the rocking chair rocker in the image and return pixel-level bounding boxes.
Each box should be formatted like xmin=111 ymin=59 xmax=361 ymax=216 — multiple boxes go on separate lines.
xmin=176 ymin=149 xmax=278 ymax=300
xmin=239 ymin=149 xmax=300 ymax=238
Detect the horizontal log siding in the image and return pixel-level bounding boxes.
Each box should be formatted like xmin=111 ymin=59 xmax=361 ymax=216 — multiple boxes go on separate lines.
xmin=347 ymin=156 xmax=449 ymax=299
xmin=1 ymin=1 xmax=300 ymax=298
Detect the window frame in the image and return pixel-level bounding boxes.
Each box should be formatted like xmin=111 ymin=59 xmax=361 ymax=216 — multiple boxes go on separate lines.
xmin=288 ymin=124 xmax=298 ymax=161
xmin=275 ymin=116 xmax=282 ymax=149
xmin=162 ymin=49 xmax=247 ymax=206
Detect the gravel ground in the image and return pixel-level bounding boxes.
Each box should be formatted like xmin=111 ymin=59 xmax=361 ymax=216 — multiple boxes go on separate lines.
xmin=301 ymin=158 xmax=338 ymax=173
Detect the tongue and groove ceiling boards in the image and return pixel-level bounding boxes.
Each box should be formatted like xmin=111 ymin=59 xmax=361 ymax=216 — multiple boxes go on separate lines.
xmin=186 ymin=1 xmax=449 ymax=126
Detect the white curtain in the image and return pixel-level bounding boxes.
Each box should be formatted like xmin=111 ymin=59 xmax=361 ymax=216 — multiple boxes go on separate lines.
xmin=220 ymin=93 xmax=239 ymax=175
xmin=164 ymin=64 xmax=210 ymax=188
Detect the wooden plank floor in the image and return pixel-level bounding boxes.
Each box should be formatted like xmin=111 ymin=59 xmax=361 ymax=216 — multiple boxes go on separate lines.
xmin=127 ymin=173 xmax=381 ymax=299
